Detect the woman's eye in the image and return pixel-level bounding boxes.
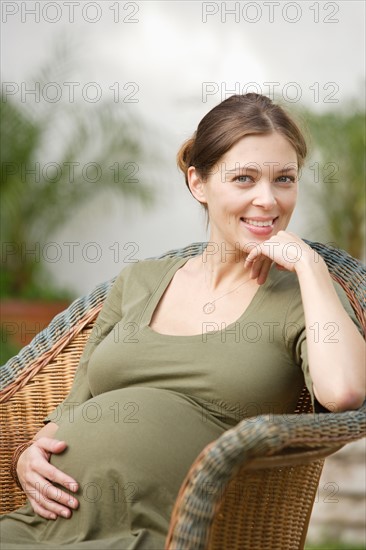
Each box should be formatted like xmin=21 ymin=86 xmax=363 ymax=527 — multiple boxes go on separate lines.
xmin=276 ymin=175 xmax=296 ymax=184
xmin=235 ymin=175 xmax=252 ymax=184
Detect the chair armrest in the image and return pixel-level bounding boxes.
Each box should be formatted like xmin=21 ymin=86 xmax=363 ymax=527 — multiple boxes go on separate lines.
xmin=166 ymin=401 xmax=366 ymax=549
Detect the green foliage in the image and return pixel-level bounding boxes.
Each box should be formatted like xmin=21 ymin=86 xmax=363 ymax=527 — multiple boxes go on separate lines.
xmin=1 ymin=42 xmax=156 ymax=298
xmin=305 ymin=542 xmax=365 ymax=550
xmin=0 ymin=269 xmax=74 ymax=300
xmin=299 ymin=105 xmax=365 ymax=259
xmin=0 ymin=327 xmax=21 ymax=365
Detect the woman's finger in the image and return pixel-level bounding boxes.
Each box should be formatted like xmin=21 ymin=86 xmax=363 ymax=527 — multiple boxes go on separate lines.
xmin=27 ymin=497 xmax=58 ymax=520
xmin=244 ymin=247 xmax=261 ymax=267
xmin=25 ymin=472 xmax=77 ymax=518
xmin=34 ymin=437 xmax=67 ymax=455
xmin=248 ymin=258 xmax=264 ymax=281
xmin=256 ymin=258 xmax=272 ymax=285
xmin=40 ymin=461 xmax=79 ymax=493
xmin=39 ymin=471 xmax=79 ymax=510
xmin=29 ymin=490 xmax=74 ymax=519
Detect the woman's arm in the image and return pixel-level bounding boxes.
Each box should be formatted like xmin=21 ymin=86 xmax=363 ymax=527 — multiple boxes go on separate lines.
xmin=294 ymin=252 xmax=365 ymax=410
xmin=245 ymin=231 xmax=366 ymax=411
xmin=16 ymin=422 xmax=79 ymax=520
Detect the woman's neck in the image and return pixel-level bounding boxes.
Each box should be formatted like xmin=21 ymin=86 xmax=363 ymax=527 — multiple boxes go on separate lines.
xmin=192 ymin=243 xmax=254 ymax=292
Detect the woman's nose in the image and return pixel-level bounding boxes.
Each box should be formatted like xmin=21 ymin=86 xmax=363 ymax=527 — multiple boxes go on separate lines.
xmin=251 ymin=183 xmax=277 ymax=209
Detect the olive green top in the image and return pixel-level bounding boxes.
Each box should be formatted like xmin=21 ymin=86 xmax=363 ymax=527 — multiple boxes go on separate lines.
xmin=1 ymin=256 xmax=361 ymax=550
xmin=45 ymin=254 xmax=360 ymax=425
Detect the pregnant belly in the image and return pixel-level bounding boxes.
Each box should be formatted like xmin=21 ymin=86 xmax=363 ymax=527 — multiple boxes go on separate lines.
xmin=49 ymin=387 xmax=225 ymax=540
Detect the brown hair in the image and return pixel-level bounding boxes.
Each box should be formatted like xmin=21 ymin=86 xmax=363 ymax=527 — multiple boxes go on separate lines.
xmin=177 ymin=93 xmax=307 ymax=208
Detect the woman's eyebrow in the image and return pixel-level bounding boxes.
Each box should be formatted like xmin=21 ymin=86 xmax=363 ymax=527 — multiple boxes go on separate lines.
xmin=224 ymin=164 xmax=261 ymax=173
xmin=224 ymin=164 xmax=298 ymax=173
xmin=276 ymin=167 xmax=298 ymax=175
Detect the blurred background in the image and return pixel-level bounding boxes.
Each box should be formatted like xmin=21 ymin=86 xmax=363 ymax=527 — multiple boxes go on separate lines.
xmin=1 ymin=2 xmax=365 ymax=547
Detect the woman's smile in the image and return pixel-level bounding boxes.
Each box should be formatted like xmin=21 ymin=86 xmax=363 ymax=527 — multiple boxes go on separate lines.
xmin=240 ymin=216 xmax=279 ymax=235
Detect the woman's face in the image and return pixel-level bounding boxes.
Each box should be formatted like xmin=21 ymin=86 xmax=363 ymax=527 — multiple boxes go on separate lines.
xmin=189 ymin=132 xmax=299 ymax=252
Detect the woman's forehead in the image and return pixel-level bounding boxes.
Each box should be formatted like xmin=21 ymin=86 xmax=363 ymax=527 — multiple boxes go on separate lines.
xmin=219 ymin=133 xmax=298 ymax=168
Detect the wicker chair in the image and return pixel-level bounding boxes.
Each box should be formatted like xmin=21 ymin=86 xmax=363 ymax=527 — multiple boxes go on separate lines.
xmin=1 ymin=240 xmax=365 ymax=550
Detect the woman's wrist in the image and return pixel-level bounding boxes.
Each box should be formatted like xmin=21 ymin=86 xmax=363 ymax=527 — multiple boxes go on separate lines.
xmin=11 ymin=440 xmax=35 ymax=490
xmin=294 ymin=248 xmax=327 ymax=278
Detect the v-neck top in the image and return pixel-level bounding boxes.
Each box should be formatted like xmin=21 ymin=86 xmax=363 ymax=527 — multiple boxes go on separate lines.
xmin=142 ymin=256 xmax=270 ymax=341
xmin=44 ymin=254 xmax=361 ymax=426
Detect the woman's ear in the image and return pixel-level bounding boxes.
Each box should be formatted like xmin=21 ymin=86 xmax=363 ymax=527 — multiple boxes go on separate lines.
xmin=187 ymin=166 xmax=207 ymax=205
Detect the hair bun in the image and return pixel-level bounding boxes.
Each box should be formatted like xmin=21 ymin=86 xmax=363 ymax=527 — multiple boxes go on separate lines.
xmin=176 ymin=136 xmax=195 ymax=178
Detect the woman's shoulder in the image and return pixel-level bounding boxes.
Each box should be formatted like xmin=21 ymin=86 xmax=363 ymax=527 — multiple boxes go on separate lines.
xmin=113 ymin=255 xmax=186 ymax=289
xmin=268 ymin=260 xmax=363 ymax=334
xmin=123 ymin=254 xmax=184 ymax=275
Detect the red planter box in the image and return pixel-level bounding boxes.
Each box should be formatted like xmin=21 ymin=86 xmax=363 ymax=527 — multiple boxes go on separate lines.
xmin=1 ymin=300 xmax=71 ymax=348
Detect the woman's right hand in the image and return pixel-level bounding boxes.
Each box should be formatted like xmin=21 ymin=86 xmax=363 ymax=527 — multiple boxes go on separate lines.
xmin=17 ymin=437 xmax=79 ymax=520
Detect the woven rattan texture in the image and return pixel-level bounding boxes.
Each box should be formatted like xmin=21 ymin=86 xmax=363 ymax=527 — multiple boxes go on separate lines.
xmin=1 ymin=285 xmax=113 ymax=390
xmin=165 ymin=404 xmax=366 ymax=550
xmin=0 ymin=325 xmax=92 ymax=513
xmin=207 ymin=460 xmax=324 ymax=550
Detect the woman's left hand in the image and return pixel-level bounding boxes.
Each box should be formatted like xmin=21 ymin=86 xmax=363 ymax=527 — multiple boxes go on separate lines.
xmin=244 ymin=230 xmax=318 ymax=285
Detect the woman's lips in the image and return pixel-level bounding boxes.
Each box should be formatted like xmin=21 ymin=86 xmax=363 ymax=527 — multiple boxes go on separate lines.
xmin=240 ymin=217 xmax=278 ymax=236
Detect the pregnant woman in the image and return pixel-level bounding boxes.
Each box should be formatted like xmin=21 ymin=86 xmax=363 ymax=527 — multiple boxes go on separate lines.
xmin=1 ymin=93 xmax=364 ymax=550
